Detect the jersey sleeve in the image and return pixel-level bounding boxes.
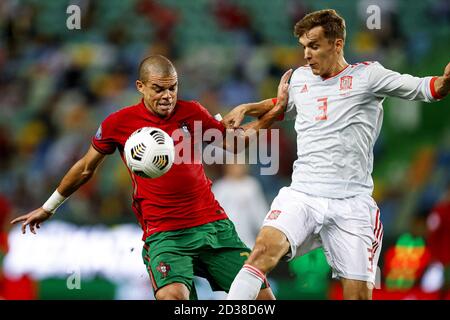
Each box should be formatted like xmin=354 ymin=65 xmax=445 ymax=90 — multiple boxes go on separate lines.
xmin=284 ymin=85 xmax=297 ymax=120
xmin=367 ymin=62 xmax=442 ymax=102
xmin=276 ymin=83 xmax=298 ymax=122
xmin=91 ymin=113 xmax=118 ymax=154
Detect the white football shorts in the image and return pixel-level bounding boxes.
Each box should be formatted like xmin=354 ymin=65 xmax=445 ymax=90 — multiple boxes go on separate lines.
xmin=262 ymin=187 xmax=383 ymax=285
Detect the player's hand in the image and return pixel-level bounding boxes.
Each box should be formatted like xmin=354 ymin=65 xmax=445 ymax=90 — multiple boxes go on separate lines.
xmin=443 ymin=62 xmax=450 ymax=80
xmin=222 ymin=105 xmax=246 ymax=129
xmin=10 ymin=207 xmax=53 ymax=234
xmin=437 ymin=62 xmax=450 ymax=97
xmin=274 ymin=69 xmax=293 ymax=112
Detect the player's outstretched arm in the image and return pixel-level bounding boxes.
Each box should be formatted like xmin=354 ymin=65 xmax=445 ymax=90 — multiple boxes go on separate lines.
xmin=221 ymin=69 xmax=292 ymax=153
xmin=10 ymin=145 xmax=106 ymax=234
xmin=434 ymin=62 xmax=450 ymax=98
xmin=368 ymin=61 xmax=450 ymax=101
xmin=222 ymin=99 xmax=275 ymax=129
xmin=222 ymin=69 xmax=293 ymax=129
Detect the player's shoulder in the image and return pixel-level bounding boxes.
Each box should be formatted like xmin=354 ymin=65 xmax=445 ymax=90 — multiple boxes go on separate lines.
xmin=290 ymin=65 xmax=313 ymax=82
xmin=177 ymin=99 xmax=202 ymax=108
xmin=293 ymin=64 xmax=312 ymax=76
xmin=349 ymin=61 xmax=382 ymax=72
xmin=117 ymin=101 xmax=143 ymax=115
xmin=99 ymin=102 xmax=142 ymax=128
xmin=347 ymin=62 xmax=385 ymax=82
xmin=176 ymin=99 xmax=207 ymax=116
xmin=109 ymin=101 xmax=142 ymax=119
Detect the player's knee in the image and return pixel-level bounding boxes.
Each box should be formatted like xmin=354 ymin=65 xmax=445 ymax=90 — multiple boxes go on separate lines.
xmin=355 ymin=288 xmax=372 ymax=300
xmin=246 ymin=227 xmax=289 ymax=273
xmin=345 ymin=290 xmax=371 ymax=300
xmin=342 ymin=280 xmax=372 ymax=300
xmin=248 ymin=242 xmax=282 ymax=273
xmin=155 ymin=283 xmax=190 ymax=300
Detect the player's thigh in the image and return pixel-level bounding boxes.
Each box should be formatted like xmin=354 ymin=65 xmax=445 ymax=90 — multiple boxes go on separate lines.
xmin=142 ymin=239 xmax=197 ymax=297
xmin=321 ymin=195 xmax=383 ymax=285
xmin=262 ymin=187 xmax=322 ymax=260
xmin=196 ymin=219 xmax=256 ymax=292
xmin=199 ymin=247 xmax=253 ymax=292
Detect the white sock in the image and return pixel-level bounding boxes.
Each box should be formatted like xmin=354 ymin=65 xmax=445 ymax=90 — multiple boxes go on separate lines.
xmin=227 ymin=264 xmax=266 ymax=300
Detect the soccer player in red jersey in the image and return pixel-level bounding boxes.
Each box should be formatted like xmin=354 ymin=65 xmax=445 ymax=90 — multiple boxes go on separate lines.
xmin=11 ymin=55 xmax=292 ymax=300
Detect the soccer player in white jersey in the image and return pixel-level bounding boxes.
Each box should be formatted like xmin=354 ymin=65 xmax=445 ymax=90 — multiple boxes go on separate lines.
xmin=225 ymin=9 xmax=450 ymax=300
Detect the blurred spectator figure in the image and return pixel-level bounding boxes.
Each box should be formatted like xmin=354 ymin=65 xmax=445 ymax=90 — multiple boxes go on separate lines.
xmin=426 ymin=183 xmax=450 ymax=299
xmin=212 ymin=0 xmax=250 ymax=31
xmin=220 ymin=66 xmax=257 ymax=109
xmin=136 ymin=0 xmax=179 ymax=43
xmin=0 ymin=125 xmax=13 ymax=173
xmin=357 ymin=0 xmax=404 ymax=47
xmin=212 ymin=164 xmax=268 ymax=248
xmin=286 ymin=0 xmax=310 ymax=28
xmin=354 ymin=0 xmax=406 ymax=66
xmin=428 ymin=0 xmax=450 ymax=25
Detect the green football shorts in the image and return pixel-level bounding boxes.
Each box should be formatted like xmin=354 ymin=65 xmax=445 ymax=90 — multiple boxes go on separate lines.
xmin=142 ymin=218 xmax=266 ymax=299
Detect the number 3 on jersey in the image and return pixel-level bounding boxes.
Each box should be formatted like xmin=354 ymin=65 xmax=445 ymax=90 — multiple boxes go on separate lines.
xmin=315 ymin=97 xmax=328 ymax=121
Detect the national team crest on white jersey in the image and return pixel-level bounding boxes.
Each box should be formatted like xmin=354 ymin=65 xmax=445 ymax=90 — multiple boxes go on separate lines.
xmin=300 ymin=84 xmax=308 ymax=93
xmin=268 ymin=210 xmax=281 ymax=220
xmin=339 ymin=76 xmax=353 ymax=91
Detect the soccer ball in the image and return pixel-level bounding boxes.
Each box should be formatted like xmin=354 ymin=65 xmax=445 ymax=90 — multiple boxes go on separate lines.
xmin=124 ymin=127 xmax=175 ymax=178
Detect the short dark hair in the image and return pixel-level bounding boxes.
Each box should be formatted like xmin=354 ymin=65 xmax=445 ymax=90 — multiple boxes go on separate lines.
xmin=293 ymin=9 xmax=346 ymax=42
xmin=138 ymin=55 xmax=176 ymax=82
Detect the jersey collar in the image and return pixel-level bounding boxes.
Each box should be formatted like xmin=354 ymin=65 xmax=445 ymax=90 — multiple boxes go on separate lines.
xmin=320 ymin=64 xmax=350 ymax=81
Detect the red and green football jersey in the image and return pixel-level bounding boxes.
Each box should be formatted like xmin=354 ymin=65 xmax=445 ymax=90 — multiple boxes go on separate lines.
xmin=91 ymin=99 xmax=228 ymax=240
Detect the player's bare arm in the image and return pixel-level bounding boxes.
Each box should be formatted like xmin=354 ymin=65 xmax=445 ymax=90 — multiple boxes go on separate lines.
xmin=222 ymin=99 xmax=276 ymax=129
xmin=239 ymin=68 xmax=292 ymax=130
xmin=434 ymin=62 xmax=450 ymax=98
xmin=221 ymin=69 xmax=292 ymax=153
xmin=10 ymin=145 xmax=106 ymax=234
xmin=222 ymin=69 xmax=292 ymax=129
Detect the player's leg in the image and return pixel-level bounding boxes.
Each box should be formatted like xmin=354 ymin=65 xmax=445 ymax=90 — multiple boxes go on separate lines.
xmin=142 ymin=230 xmax=200 ymax=300
xmin=245 ymin=226 xmax=290 ymax=274
xmin=228 ymin=187 xmax=321 ymax=299
xmin=256 ymin=287 xmax=276 ymax=300
xmin=154 ymin=281 xmax=198 ymax=300
xmin=155 ymin=283 xmax=190 ymax=300
xmin=195 ymin=219 xmax=276 ymax=300
xmin=340 ymin=278 xmax=372 ymax=300
xmin=227 ymin=226 xmax=289 ymax=299
xmin=320 ymin=195 xmax=383 ymax=300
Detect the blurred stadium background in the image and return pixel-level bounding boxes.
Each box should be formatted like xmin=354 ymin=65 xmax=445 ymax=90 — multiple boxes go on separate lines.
xmin=0 ymin=0 xmax=449 ymax=300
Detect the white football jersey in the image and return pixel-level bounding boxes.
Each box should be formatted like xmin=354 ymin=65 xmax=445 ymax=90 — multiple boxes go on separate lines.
xmin=285 ymin=61 xmax=441 ymax=198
